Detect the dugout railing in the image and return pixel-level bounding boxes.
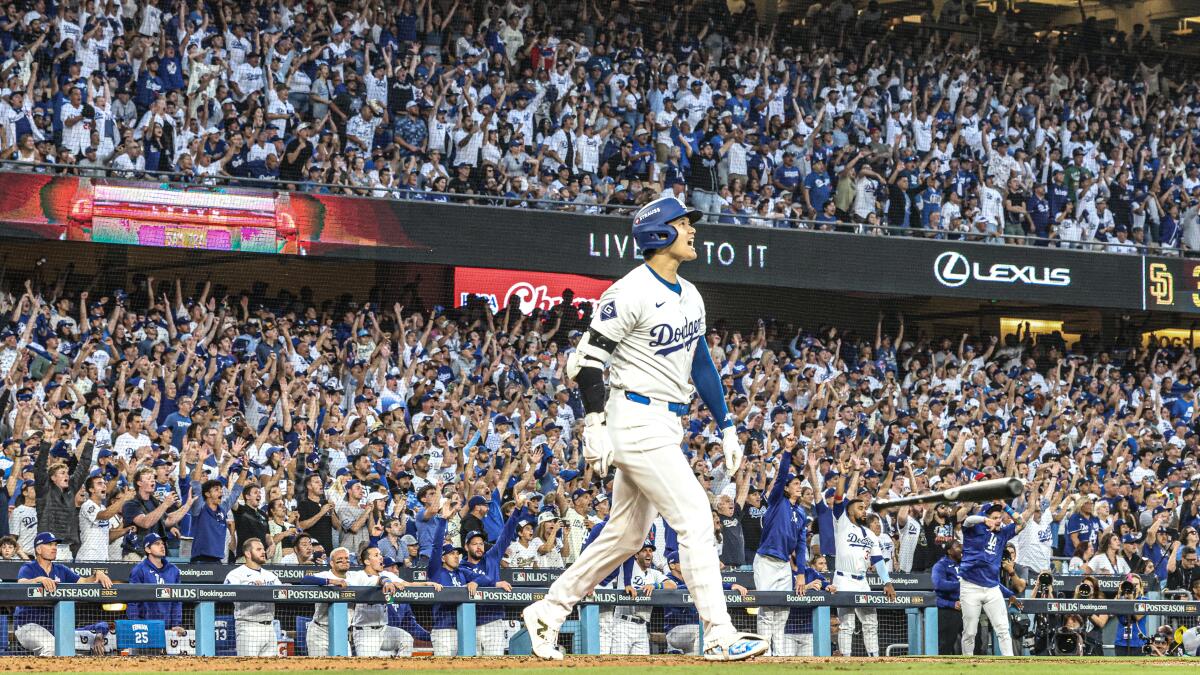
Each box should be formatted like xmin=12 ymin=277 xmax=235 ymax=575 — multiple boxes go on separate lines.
xmin=3 ymin=583 xmax=1195 ymax=657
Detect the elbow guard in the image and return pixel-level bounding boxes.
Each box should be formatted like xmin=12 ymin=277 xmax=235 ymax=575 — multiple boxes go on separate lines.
xmin=566 ymin=329 xmax=615 ymax=378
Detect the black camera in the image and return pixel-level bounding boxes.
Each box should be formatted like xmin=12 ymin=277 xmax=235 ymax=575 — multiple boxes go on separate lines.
xmin=1038 ymin=572 xmax=1053 ymax=587
xmin=1053 ymin=628 xmax=1084 ymax=656
xmin=1119 ymin=580 xmax=1136 ymax=596
xmin=1076 ymin=583 xmax=1092 ymax=598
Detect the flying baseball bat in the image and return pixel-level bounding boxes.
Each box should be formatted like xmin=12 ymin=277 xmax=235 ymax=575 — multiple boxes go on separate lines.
xmin=871 ymin=477 xmax=1025 ymax=511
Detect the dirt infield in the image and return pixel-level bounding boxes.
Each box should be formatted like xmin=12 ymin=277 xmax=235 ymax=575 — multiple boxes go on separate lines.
xmin=0 ymin=655 xmax=1194 ymax=672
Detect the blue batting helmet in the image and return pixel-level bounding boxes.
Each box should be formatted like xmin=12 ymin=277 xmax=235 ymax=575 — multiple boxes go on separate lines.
xmin=632 ymin=197 xmax=700 ymax=251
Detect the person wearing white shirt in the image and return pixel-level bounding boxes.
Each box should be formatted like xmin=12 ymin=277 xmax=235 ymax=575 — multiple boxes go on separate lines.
xmin=60 ymin=87 xmax=90 ymax=155
xmin=611 ymin=544 xmax=674 ymax=655
xmin=345 ymin=546 xmax=435 ymax=656
xmin=77 ymin=476 xmax=133 ymax=562
xmin=346 ymin=103 xmax=381 ymax=153
xmin=112 ymin=416 xmax=152 ymax=462
xmin=233 ymin=53 xmax=267 ymax=102
xmin=299 ymin=547 xmax=350 ymax=656
xmin=1086 ymin=532 xmax=1131 ymax=576
xmin=223 ymin=538 xmax=283 ymax=657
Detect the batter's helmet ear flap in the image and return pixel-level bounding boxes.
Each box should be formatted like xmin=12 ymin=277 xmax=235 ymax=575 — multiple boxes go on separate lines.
xmin=631 ymin=197 xmax=700 ymax=251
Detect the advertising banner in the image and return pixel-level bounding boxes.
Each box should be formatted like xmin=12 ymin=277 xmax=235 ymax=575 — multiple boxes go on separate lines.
xmin=453 ymin=267 xmax=613 ymax=314
xmin=0 ymin=171 xmax=1169 ymax=311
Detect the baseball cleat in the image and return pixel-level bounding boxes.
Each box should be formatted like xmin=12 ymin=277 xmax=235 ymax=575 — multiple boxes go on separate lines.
xmin=703 ymin=632 xmax=769 ymax=661
xmin=521 ymin=603 xmax=564 ymax=661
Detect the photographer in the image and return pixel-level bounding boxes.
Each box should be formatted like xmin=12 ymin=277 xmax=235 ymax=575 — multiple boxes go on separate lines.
xmin=1070 ymin=576 xmax=1108 ymax=656
xmin=998 ymin=543 xmax=1028 ymax=655
xmin=1029 ymin=570 xmax=1057 ymax=655
xmin=1112 ymin=575 xmax=1148 ymax=656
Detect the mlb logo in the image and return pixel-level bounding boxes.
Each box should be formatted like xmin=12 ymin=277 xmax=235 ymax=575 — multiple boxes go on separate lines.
xmin=1047 ymin=603 xmax=1060 ymax=612
xmin=1136 ymin=603 xmax=1147 ymax=613
xmin=27 ymin=587 xmax=44 ymax=598
xmin=514 ymin=572 xmax=526 ymax=582
xmin=854 ymin=594 xmax=870 ymax=604
xmin=155 ymin=588 xmax=172 ymax=599
xmin=272 ymin=589 xmax=290 ymax=600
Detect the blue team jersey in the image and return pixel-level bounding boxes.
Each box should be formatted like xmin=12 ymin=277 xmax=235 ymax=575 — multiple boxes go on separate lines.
xmin=959 ymin=521 xmax=1017 ymax=588
xmin=15 ymin=561 xmax=80 ymax=629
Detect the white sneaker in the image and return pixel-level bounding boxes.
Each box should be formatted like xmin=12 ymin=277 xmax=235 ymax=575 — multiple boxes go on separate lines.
xmin=703 ymin=632 xmax=769 ymax=661
xmin=521 ymin=603 xmax=564 ymax=661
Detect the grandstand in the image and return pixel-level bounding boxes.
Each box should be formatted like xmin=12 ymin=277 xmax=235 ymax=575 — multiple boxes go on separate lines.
xmin=1 ymin=0 xmax=1200 ymax=666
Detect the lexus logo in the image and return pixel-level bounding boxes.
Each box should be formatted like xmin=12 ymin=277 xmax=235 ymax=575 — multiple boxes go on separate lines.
xmin=933 ymin=251 xmax=970 ymax=287
xmin=933 ymin=251 xmax=1070 ymax=288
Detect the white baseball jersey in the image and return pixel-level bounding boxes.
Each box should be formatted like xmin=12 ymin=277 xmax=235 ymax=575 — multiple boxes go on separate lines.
xmin=309 ymin=570 xmax=345 ymax=625
xmin=591 ymin=264 xmax=705 ymax=404
xmin=1015 ymin=509 xmax=1055 ymax=572
xmin=618 ymin=563 xmax=667 ymax=620
xmin=834 ymin=504 xmax=882 ymax=576
xmin=223 ymin=564 xmax=282 ymax=622
xmin=897 ymin=516 xmax=921 ymax=573
xmin=346 ymin=569 xmax=401 ymax=627
xmin=872 ymin=530 xmax=894 ymax=573
xmin=77 ymin=499 xmax=111 ymax=562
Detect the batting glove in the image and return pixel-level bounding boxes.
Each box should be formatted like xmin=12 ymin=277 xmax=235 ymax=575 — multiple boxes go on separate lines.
xmin=721 ymin=425 xmax=743 ymax=474
xmin=582 ymin=412 xmax=615 ymax=475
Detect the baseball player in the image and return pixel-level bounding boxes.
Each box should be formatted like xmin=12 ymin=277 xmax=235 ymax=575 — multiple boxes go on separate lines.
xmin=833 ymin=480 xmax=896 ymax=657
xmin=752 ymin=444 xmax=807 ymax=655
xmin=664 ymin=551 xmax=751 ymax=654
xmin=461 ymin=498 xmax=529 ymax=655
xmin=127 ymin=533 xmax=185 ymax=636
xmin=347 ymin=545 xmax=432 ymax=656
xmin=612 ymin=541 xmax=673 ymax=655
xmin=428 ymin=505 xmax=505 ymax=656
xmin=522 ymin=197 xmax=767 ymax=662
xmin=578 ymin=517 xmax=630 ymax=654
xmin=299 ymin=546 xmax=353 ymax=656
xmin=382 ymin=556 xmax=433 ymax=655
xmin=15 ymin=532 xmax=114 ymax=656
xmin=223 ymin=538 xmax=283 ymax=657
xmin=784 ymin=554 xmax=836 ymax=656
xmin=960 ymin=502 xmax=1026 ymax=656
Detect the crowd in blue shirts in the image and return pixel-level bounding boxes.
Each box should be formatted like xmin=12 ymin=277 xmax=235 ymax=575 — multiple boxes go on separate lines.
xmin=0 ymin=0 xmax=1195 ymax=251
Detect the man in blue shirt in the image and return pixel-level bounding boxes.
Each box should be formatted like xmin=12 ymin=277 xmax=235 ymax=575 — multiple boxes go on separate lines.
xmin=427 ymin=505 xmax=499 ymax=656
xmin=931 ymin=540 xmax=963 ymax=655
xmin=127 ymin=532 xmax=185 ymax=635
xmin=16 ymin=532 xmax=114 ymax=655
xmin=461 ymin=498 xmax=525 ymax=655
xmin=751 ymin=445 xmax=806 ymax=655
xmin=959 ymin=503 xmax=1025 ymax=656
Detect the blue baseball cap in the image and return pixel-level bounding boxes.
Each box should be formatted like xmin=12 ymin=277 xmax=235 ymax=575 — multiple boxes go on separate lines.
xmin=666 ymin=551 xmax=680 ymax=565
xmin=34 ymin=532 xmax=60 ymax=547
xmin=381 ymin=556 xmax=399 ymax=568
xmin=441 ymin=543 xmax=465 ymax=556
xmin=142 ymin=532 xmax=164 ymax=549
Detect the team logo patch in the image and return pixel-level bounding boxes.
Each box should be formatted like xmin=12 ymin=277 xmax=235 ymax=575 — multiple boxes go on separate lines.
xmin=599 ymin=301 xmax=617 ymax=321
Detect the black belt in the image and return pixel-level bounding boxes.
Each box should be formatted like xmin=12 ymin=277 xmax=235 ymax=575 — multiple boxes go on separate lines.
xmin=353 ymin=625 xmax=384 ymax=630
xmin=618 ymin=614 xmax=647 ymax=625
xmin=241 ymin=619 xmax=273 ymax=625
xmin=835 ymin=571 xmax=865 ymax=581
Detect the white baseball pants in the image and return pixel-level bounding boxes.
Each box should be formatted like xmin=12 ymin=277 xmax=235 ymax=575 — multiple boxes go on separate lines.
xmin=306 ymin=623 xmax=328 ymax=656
xmin=784 ymin=633 xmax=814 ymax=656
xmin=610 ymin=616 xmax=649 ymax=655
xmin=352 ymin=625 xmax=387 ymax=656
xmin=15 ymin=624 xmax=54 ymax=656
xmin=235 ymin=621 xmax=277 ymax=657
xmin=598 ymin=609 xmax=616 ymax=654
xmin=834 ymin=572 xmax=878 ymax=656
xmin=960 ymin=580 xmax=1013 ymax=656
xmin=752 ymin=553 xmax=793 ymax=655
xmin=534 ymin=396 xmax=735 ymax=644
xmin=431 ymin=628 xmax=457 ymax=656
xmin=666 ymin=625 xmax=700 ymax=654
xmin=381 ymin=627 xmax=414 ymax=656
xmin=476 ymin=618 xmax=511 ymax=656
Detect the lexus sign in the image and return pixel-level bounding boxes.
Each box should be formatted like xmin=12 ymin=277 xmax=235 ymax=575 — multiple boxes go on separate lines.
xmin=933 ymin=251 xmax=1071 ymax=288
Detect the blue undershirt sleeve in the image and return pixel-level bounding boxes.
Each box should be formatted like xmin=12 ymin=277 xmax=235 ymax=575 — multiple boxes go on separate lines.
xmin=690 ymin=340 xmax=732 ymax=428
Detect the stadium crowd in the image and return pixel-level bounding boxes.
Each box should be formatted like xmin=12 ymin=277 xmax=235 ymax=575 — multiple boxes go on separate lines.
xmin=0 ymin=0 xmax=1195 ymax=251
xmin=1 ymin=269 xmax=1200 ymax=590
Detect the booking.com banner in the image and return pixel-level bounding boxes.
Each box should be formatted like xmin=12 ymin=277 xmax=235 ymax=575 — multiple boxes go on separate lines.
xmin=0 ymin=171 xmax=1174 ymax=312
xmin=453 ymin=267 xmax=613 ymax=314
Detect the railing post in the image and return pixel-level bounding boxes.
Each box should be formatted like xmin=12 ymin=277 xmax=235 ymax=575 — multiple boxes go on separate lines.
xmin=906 ymin=608 xmax=921 ymax=655
xmin=194 ymin=602 xmax=215 ymax=656
xmin=813 ymin=606 xmax=832 ymax=656
xmin=54 ymin=600 xmax=75 ymax=656
xmin=578 ymin=604 xmax=600 ymax=655
xmin=328 ymin=603 xmax=349 ymax=656
xmin=922 ymin=607 xmax=939 ymax=655
xmin=456 ymin=602 xmax=476 ymax=656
